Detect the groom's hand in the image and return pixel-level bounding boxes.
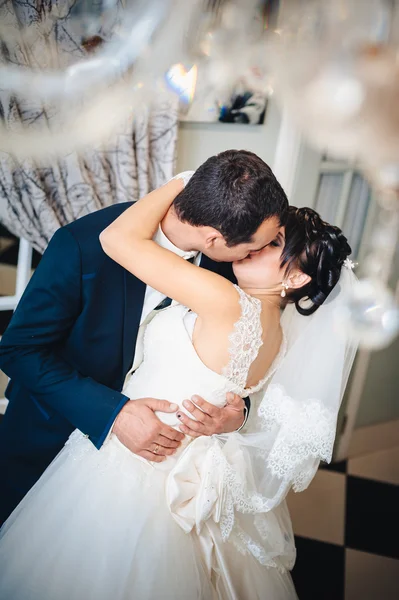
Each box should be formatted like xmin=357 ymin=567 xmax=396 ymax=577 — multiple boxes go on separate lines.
xmin=113 ymin=398 xmax=185 ymax=462
xmin=176 ymin=393 xmax=246 ymax=438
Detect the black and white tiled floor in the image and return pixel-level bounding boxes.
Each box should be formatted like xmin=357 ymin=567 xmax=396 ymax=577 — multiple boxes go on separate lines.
xmin=289 ymin=452 xmax=399 ymax=599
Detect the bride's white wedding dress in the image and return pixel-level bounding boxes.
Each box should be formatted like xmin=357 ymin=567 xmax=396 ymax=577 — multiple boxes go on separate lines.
xmin=0 ymin=286 xmax=299 ymax=600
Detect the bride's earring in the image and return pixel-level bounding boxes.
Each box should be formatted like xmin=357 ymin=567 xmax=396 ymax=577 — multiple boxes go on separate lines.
xmin=281 ymin=282 xmax=289 ymax=298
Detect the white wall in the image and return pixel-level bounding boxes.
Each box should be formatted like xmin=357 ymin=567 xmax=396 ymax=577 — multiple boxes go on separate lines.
xmin=290 ymin=143 xmax=321 ymax=209
xmin=176 ymin=99 xmax=282 ymax=172
xmin=176 ymin=100 xmax=320 ymax=210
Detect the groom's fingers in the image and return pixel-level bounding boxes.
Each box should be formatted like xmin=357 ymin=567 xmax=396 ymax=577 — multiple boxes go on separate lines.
xmin=189 ymin=395 xmax=220 ymax=417
xmin=149 ymin=444 xmax=176 ymax=456
xmin=158 ymin=423 xmax=185 ymax=442
xmin=157 ymin=434 xmax=181 ymax=449
xmin=144 ymin=398 xmax=179 ymax=413
xmin=137 ymin=450 xmax=166 ymax=463
xmin=182 ymin=399 xmax=213 ymax=423
xmin=177 ymin=423 xmax=203 ymax=439
xmin=225 ymin=392 xmax=244 ymax=409
xmin=176 ymin=412 xmax=205 ymax=433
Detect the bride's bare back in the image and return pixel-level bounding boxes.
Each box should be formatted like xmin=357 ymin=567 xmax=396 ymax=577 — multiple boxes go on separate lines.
xmin=192 ymin=286 xmax=283 ymax=391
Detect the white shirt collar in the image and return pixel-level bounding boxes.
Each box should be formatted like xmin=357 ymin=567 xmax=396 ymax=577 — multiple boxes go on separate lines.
xmin=154 ymin=225 xmax=199 ymax=261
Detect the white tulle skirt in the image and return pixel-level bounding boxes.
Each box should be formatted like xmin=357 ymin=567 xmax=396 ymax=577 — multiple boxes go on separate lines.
xmin=0 ymin=431 xmax=298 ymax=600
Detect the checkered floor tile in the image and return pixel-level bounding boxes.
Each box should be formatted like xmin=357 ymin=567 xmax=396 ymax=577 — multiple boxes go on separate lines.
xmin=292 ymin=536 xmax=345 ymax=600
xmin=288 ymin=457 xmax=399 ymax=599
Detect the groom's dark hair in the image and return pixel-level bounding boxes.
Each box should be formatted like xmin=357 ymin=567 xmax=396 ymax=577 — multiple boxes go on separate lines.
xmin=173 ymin=150 xmax=288 ymax=246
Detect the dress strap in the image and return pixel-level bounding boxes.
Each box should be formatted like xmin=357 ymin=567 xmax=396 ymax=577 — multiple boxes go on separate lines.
xmin=222 ymin=285 xmax=263 ymax=392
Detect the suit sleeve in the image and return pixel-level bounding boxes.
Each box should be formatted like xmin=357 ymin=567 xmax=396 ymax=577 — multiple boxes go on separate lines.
xmin=0 ymin=227 xmax=128 ymax=448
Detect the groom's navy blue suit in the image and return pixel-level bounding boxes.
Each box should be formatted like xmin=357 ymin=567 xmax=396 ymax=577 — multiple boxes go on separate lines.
xmin=0 ymin=202 xmax=236 ymax=524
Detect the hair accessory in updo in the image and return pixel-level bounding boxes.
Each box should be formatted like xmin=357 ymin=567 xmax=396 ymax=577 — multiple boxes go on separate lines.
xmin=282 ymin=206 xmax=352 ymax=316
xmin=343 ymin=258 xmax=357 ymax=271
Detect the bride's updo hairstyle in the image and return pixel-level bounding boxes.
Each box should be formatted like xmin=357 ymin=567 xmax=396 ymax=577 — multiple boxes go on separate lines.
xmin=281 ymin=207 xmax=352 ymax=316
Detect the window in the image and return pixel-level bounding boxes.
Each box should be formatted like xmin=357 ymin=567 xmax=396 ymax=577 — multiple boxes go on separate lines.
xmin=314 ymin=157 xmax=373 ymax=259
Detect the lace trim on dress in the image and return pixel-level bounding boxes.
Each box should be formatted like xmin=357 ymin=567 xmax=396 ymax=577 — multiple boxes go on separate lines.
xmin=258 ymin=383 xmax=337 ymax=492
xmin=193 ymin=383 xmax=336 ymax=565
xmin=222 ymin=285 xmax=287 ymax=396
xmin=222 ymin=285 xmax=263 ymax=392
xmin=204 ymin=440 xmax=289 ymax=569
xmin=194 ymin=435 xmax=296 ymax=571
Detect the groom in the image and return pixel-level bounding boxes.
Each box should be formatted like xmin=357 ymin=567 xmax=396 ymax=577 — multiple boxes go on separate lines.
xmin=0 ymin=149 xmax=288 ymax=524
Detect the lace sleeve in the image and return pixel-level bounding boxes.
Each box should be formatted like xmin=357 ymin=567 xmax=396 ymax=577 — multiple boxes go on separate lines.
xmin=222 ymin=285 xmax=263 ymax=392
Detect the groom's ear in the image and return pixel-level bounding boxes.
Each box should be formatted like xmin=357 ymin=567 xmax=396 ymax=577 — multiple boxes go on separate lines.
xmin=203 ymin=228 xmax=224 ymax=249
xmin=288 ymin=270 xmax=311 ymax=290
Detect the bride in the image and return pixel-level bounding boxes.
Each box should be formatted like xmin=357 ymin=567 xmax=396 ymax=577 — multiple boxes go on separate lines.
xmin=0 ymin=174 xmax=356 ymax=600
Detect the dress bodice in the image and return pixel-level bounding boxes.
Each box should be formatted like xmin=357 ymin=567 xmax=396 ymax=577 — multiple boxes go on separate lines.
xmin=62 ymin=287 xmax=302 ymax=574
xmin=123 ymin=286 xmax=286 ymax=431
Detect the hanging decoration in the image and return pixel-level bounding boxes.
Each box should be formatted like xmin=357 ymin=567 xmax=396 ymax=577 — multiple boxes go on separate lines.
xmin=0 ymin=0 xmax=398 ymax=348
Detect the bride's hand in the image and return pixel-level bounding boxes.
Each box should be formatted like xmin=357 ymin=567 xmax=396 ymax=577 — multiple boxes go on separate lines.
xmin=176 ymin=393 xmax=246 ymax=437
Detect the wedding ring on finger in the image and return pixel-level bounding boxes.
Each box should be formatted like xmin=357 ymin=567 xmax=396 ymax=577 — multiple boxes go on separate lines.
xmin=153 ymin=443 xmax=160 ymax=455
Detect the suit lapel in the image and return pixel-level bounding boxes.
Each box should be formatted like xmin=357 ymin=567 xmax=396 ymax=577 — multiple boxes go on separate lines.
xmin=122 ymin=270 xmax=146 ymax=378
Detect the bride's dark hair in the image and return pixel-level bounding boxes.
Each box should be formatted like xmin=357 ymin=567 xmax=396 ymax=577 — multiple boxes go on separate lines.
xmin=281 ymin=207 xmax=352 ymax=316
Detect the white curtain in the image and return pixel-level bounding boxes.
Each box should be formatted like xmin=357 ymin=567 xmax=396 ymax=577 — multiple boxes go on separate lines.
xmin=0 ymin=1 xmax=179 ymax=253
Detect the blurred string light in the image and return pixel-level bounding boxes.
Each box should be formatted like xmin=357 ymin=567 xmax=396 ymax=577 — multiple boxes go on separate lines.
xmin=165 ymin=64 xmax=198 ymax=105
xmin=0 ymin=0 xmax=199 ymax=157
xmin=265 ymin=0 xmax=399 ymax=350
xmin=0 ymin=0 xmax=398 ymax=348
xmin=0 ymin=0 xmax=273 ymax=156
